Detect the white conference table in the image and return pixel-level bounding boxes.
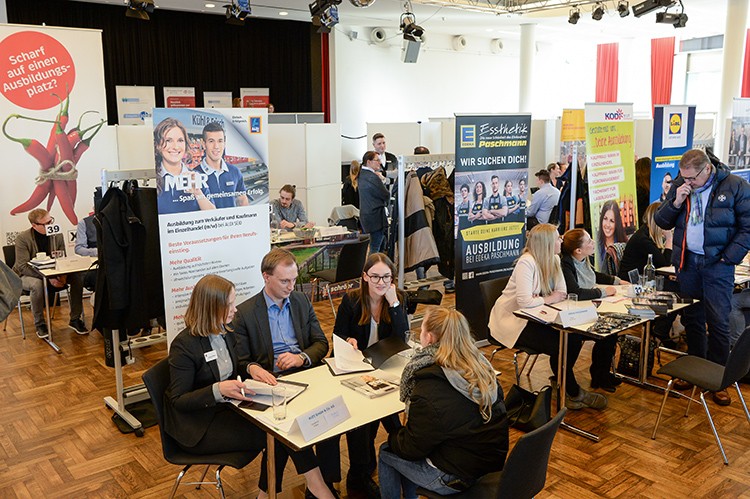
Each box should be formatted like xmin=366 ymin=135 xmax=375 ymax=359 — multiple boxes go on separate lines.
xmin=33 ymin=255 xmax=96 ymax=354
xmin=236 ymin=353 xmax=409 ymax=499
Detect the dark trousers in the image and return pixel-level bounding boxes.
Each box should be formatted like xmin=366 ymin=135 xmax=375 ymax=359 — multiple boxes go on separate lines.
xmin=516 ymin=321 xmax=584 ymax=396
xmin=182 ymin=405 xmax=264 ymax=457
xmin=677 ymin=252 xmax=734 ymax=365
xmin=346 ymin=414 xmax=402 ymax=476
xmin=588 ymin=334 xmax=618 ymax=382
xmin=258 ymin=436 xmax=341 ymax=492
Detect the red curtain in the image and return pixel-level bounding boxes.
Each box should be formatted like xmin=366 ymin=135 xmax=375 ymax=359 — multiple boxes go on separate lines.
xmin=651 ymin=37 xmax=675 ymax=116
xmin=321 ymin=32 xmax=331 ymax=123
xmin=596 ymin=43 xmax=619 ymax=102
xmin=742 ymin=29 xmax=750 ymax=98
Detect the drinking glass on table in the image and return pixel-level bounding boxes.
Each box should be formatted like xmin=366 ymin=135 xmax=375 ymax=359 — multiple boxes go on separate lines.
xmin=272 ymin=386 xmax=287 ymax=421
xmin=565 ymin=293 xmax=578 ymax=310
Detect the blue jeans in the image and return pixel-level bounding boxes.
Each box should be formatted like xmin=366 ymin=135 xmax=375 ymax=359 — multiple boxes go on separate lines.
xmin=368 ymin=229 xmax=386 ymax=254
xmin=378 ymin=444 xmax=468 ymax=499
xmin=677 ymin=252 xmax=734 ymax=365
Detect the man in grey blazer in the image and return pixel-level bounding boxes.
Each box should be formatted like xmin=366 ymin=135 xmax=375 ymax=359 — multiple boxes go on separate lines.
xmin=358 ymin=151 xmax=390 ymax=254
xmin=232 ymin=247 xmax=340 ymax=497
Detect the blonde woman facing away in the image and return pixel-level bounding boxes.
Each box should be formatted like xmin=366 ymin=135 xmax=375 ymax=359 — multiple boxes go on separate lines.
xmin=489 ymin=223 xmax=608 ymax=410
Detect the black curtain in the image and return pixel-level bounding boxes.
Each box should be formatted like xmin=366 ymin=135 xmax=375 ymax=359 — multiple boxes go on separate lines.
xmin=7 ymin=0 xmax=319 ymax=124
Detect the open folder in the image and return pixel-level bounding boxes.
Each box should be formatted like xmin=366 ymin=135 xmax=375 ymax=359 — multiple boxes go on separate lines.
xmin=324 ymin=335 xmax=410 ymax=376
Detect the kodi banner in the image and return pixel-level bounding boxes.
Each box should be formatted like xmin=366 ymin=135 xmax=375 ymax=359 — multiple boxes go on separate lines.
xmin=454 ymin=114 xmax=530 ymax=340
xmin=584 ymin=103 xmax=637 ymax=272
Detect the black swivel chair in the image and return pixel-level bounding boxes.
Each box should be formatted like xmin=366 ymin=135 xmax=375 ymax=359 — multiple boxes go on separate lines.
xmin=309 ymin=236 xmax=370 ymax=316
xmin=142 ymin=358 xmax=257 ymax=499
xmin=417 ymin=408 xmax=567 ymax=499
xmin=651 ymin=327 xmax=750 ymax=465
xmin=479 ymin=276 xmax=542 ymax=384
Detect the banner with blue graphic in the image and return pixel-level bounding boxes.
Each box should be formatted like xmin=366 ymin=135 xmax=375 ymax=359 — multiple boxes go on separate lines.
xmin=454 ymin=113 xmax=530 ymax=340
xmin=650 ymin=105 xmax=696 ymax=204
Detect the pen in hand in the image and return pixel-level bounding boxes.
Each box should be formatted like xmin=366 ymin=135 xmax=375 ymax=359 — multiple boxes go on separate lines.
xmin=238 ymin=375 xmax=245 ymax=398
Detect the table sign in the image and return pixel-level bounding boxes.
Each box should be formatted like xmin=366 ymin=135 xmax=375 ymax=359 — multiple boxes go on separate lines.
xmin=557 ymin=303 xmax=598 ymax=328
xmin=294 ymin=395 xmax=350 ymax=442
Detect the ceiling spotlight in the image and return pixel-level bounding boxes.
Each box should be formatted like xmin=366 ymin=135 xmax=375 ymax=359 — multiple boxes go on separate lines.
xmin=617 ymin=1 xmax=630 ymax=17
xmin=592 ymin=3 xmax=605 ymax=20
xmin=125 ymin=0 xmax=154 ymax=20
xmin=400 ymin=12 xmax=424 ymax=41
xmin=568 ymin=7 xmax=580 ymax=24
xmin=348 ymin=0 xmax=376 ymax=6
xmin=309 ymin=0 xmax=342 ymax=33
xmin=632 ymin=0 xmax=675 ymax=18
xmin=656 ymin=11 xmax=688 ymax=27
xmin=224 ymin=0 xmax=250 ymax=25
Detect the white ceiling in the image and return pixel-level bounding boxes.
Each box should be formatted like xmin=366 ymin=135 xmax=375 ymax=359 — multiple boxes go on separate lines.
xmin=76 ymin=0 xmax=732 ymax=43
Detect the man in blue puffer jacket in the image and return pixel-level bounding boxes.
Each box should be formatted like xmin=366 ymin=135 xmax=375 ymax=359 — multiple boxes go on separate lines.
xmin=655 ymin=149 xmax=750 ymax=406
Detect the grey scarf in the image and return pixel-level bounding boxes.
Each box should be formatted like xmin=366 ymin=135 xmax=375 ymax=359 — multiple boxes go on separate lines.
xmin=400 ymin=343 xmax=439 ymax=406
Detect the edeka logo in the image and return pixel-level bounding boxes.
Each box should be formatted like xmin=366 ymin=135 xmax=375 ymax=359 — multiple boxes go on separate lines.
xmin=669 ymin=113 xmax=682 ymax=134
xmin=603 ymin=109 xmax=625 ymax=121
xmin=460 ymin=125 xmax=476 ymax=148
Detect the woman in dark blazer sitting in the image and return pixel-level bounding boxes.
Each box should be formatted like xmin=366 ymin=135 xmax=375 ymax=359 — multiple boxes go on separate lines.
xmin=165 ymin=274 xmax=334 ymax=499
xmin=561 ymin=229 xmax=623 ymax=392
xmin=333 ymin=253 xmax=408 ymax=497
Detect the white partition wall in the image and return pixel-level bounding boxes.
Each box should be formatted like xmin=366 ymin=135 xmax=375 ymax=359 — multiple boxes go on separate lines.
xmin=268 ymin=123 xmax=342 ymax=227
xmin=116 ymin=125 xmax=153 ymax=170
xmin=366 ymin=122 xmax=421 ymax=156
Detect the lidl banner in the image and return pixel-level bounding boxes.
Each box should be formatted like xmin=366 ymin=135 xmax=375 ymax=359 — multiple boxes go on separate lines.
xmin=584 ymin=103 xmax=637 ymax=272
xmin=240 ymin=87 xmax=270 ymax=108
xmin=115 ymin=85 xmax=155 ymax=125
xmin=650 ymin=105 xmax=695 ymax=204
xmin=455 ymin=113 xmax=530 ymax=340
xmin=729 ymin=98 xmax=750 ymax=171
xmin=152 ymin=108 xmax=270 ymax=343
xmin=164 ymin=87 xmax=196 ymax=108
xmin=0 ymin=25 xmax=115 ymax=250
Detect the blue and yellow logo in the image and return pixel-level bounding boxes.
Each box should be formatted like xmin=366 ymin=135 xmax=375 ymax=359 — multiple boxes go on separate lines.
xmin=669 ymin=113 xmax=682 ymax=135
xmin=460 ymin=125 xmax=476 ymax=148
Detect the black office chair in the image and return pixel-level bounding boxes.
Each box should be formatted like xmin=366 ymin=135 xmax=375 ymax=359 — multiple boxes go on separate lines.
xmin=480 ymin=276 xmax=542 ymax=384
xmin=417 ymin=408 xmax=567 ymax=499
xmin=142 ymin=358 xmax=257 ymax=498
xmin=309 ymin=236 xmax=370 ymax=316
xmin=651 ymin=327 xmax=750 ymax=465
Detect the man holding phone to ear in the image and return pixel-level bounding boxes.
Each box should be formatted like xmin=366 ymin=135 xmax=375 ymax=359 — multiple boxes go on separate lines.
xmin=655 ymin=149 xmax=750 ymax=406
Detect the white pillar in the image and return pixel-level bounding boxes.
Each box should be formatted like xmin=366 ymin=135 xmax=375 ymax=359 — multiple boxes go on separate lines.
xmin=716 ymin=0 xmax=749 ymax=158
xmin=519 ymin=23 xmax=536 ymax=113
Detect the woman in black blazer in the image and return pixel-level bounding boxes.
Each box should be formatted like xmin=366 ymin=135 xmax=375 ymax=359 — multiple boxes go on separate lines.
xmin=332 ymin=253 xmax=408 ymax=497
xmin=165 ymin=274 xmax=335 ymax=499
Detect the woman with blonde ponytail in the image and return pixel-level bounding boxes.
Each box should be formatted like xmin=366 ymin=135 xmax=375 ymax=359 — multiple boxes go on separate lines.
xmin=377 ymin=306 xmax=508 ymax=499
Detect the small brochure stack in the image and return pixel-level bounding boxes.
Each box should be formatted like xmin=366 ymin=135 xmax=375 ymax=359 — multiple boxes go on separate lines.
xmin=626 ymin=304 xmax=656 ymax=319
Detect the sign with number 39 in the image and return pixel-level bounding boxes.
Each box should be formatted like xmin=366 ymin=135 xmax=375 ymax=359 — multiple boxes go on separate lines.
xmin=45 ymin=223 xmax=61 ymax=236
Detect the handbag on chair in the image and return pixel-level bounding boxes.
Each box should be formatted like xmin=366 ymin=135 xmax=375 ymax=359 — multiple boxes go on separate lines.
xmin=504 ymin=384 xmax=552 ymax=432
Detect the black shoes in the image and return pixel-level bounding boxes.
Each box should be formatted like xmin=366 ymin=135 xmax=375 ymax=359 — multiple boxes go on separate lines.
xmin=346 ymin=473 xmax=381 ymax=499
xmin=36 ymin=323 xmax=49 ymax=339
xmin=69 ymin=319 xmax=88 ymax=335
xmin=305 ymin=482 xmax=341 ymax=499
xmin=591 ymin=373 xmax=622 ymax=393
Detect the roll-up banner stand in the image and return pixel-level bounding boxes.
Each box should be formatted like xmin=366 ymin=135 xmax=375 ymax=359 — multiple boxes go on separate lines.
xmin=729 ymin=98 xmax=750 ymax=181
xmin=115 ymin=85 xmax=155 ymax=125
xmin=164 ymin=87 xmax=196 ymax=108
xmin=0 ymin=24 xmax=115 ymax=250
xmin=559 ymin=109 xmax=586 ymax=230
xmin=454 ymin=114 xmax=530 ymax=340
xmin=152 ymin=107 xmax=270 ymax=343
xmin=240 ymin=87 xmax=269 ymax=108
xmin=650 ymin=105 xmax=696 ymax=204
xmin=584 ymin=103 xmax=637 ymax=273
xmin=203 ymin=91 xmax=232 ymax=108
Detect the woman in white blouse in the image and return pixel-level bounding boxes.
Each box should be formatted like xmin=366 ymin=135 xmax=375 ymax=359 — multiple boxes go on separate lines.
xmin=489 ymin=224 xmax=607 ymax=410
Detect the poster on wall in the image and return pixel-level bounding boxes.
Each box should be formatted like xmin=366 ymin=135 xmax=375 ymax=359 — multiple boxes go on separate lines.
xmin=164 ymin=86 xmax=195 ymax=108
xmin=584 ymin=103 xmax=637 ymax=273
xmin=240 ymin=87 xmax=270 ymax=108
xmin=728 ymin=98 xmax=750 ymax=171
xmin=115 ymin=85 xmax=155 ymax=125
xmin=152 ymin=107 xmax=271 ymax=342
xmin=203 ymin=91 xmax=232 ymax=108
xmin=454 ymin=113 xmax=530 ymax=340
xmin=650 ymin=105 xmax=696 ymax=204
xmin=0 ymin=25 xmax=115 ymax=250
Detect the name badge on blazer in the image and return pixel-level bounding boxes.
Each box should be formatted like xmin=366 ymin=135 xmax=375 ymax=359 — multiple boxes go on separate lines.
xmin=226 ymin=181 xmax=235 ymax=186
xmin=204 ymin=350 xmax=218 ymax=362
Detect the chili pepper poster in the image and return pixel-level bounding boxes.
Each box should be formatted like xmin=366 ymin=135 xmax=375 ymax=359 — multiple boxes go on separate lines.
xmin=152 ymin=108 xmax=270 ymax=343
xmin=454 ymin=113 xmax=530 ymax=340
xmin=0 ymin=25 xmax=114 ymax=249
xmin=584 ymin=103 xmax=637 ymax=273
xmin=650 ymin=105 xmax=695 ymax=204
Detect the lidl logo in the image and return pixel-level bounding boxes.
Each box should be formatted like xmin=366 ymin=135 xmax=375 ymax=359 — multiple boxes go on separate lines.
xmin=669 ymin=113 xmax=682 ymax=134
xmin=604 ymin=109 xmax=625 ymax=121
xmin=460 ymin=125 xmax=476 ymax=148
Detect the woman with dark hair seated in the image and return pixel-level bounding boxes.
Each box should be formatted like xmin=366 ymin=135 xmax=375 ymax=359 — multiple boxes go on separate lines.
xmin=165 ymin=274 xmax=334 ymax=499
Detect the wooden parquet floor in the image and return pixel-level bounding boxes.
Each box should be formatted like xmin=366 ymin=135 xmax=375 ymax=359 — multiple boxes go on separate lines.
xmin=2 ymin=288 xmax=750 ymax=498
